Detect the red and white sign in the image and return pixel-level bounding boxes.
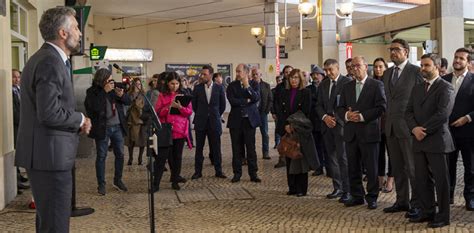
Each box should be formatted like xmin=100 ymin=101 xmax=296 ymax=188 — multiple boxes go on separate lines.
xmin=346 ymin=42 xmax=353 ymax=58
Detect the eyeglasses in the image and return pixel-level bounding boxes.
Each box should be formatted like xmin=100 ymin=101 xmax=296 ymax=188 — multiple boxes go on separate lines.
xmin=106 ymin=79 xmax=114 ymax=83
xmin=290 ymin=76 xmax=300 ymax=80
xmin=351 ymin=64 xmax=364 ymax=69
xmin=388 ymin=47 xmax=404 ymax=52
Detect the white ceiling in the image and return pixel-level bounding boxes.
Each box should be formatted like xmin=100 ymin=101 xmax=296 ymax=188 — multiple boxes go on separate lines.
xmin=88 ymin=0 xmax=424 ymax=31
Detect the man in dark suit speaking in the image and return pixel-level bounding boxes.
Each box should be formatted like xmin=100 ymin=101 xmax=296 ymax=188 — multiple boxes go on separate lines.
xmin=14 ymin=7 xmax=91 ymax=232
xmin=337 ymin=56 xmax=386 ymax=210
xmin=405 ymin=53 xmax=454 ymax=228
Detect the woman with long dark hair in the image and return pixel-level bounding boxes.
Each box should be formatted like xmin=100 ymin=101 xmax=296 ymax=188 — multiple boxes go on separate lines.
xmin=125 ymin=78 xmax=147 ymax=165
xmin=373 ymin=57 xmax=394 ymax=193
xmin=153 ymin=72 xmax=193 ymax=191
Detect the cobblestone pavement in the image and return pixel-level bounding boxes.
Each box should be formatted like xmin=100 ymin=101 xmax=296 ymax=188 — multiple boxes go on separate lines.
xmin=1 ymin=122 xmax=474 ymax=232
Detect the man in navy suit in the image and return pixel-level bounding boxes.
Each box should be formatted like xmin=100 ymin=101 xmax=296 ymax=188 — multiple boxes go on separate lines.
xmin=227 ymin=64 xmax=261 ymax=183
xmin=191 ymin=65 xmax=227 ymax=179
xmin=442 ymin=48 xmax=474 ymax=210
xmin=337 ymin=56 xmax=386 ymax=210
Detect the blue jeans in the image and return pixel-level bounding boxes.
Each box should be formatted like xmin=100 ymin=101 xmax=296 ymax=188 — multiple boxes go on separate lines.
xmin=259 ymin=112 xmax=269 ymax=153
xmin=95 ymin=125 xmax=125 ymax=186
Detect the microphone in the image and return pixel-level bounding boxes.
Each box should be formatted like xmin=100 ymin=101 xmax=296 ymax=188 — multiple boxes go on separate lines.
xmin=113 ymin=63 xmax=125 ymax=73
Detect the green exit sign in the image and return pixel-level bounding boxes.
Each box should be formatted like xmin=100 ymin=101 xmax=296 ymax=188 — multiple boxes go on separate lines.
xmin=90 ymin=46 xmax=107 ymax=61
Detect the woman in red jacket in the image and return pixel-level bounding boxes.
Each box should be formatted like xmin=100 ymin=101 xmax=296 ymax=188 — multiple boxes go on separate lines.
xmin=153 ymin=72 xmax=193 ymax=191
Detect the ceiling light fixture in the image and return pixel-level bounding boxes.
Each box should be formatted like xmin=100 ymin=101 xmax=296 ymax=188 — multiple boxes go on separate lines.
xmin=298 ymin=0 xmax=316 ymax=19
xmin=336 ymin=1 xmax=354 ymax=19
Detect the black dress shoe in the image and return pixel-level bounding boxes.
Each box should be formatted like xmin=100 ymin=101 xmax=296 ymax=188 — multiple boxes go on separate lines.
xmin=339 ymin=193 xmax=352 ymax=203
xmin=215 ymin=173 xmax=227 ymax=179
xmin=191 ymin=173 xmax=202 ymax=180
xmin=274 ymin=160 xmax=286 ymax=168
xmin=242 ymin=159 xmax=248 ymax=166
xmin=171 ymin=183 xmax=181 ymax=190
xmin=326 ymin=189 xmax=343 ymax=199
xmin=427 ymin=220 xmax=449 ymax=228
xmin=466 ymin=199 xmax=474 ymax=211
xmin=367 ymin=201 xmax=377 ymax=210
xmin=170 ymin=176 xmax=187 ymax=183
xmin=450 ymin=197 xmax=454 ymax=205
xmin=231 ymin=176 xmax=240 ymax=183
xmin=312 ymin=168 xmax=324 ymax=176
xmin=287 ymin=191 xmax=297 ymax=196
xmin=296 ymin=193 xmax=306 ymax=197
xmin=19 ymin=175 xmax=28 ymax=183
xmin=405 ymin=208 xmax=421 ymax=219
xmin=344 ymin=199 xmax=364 ymax=207
xmin=152 ymin=186 xmax=160 ymax=193
xmin=18 ymin=183 xmax=30 ymax=190
xmin=250 ymin=177 xmax=262 ymax=183
xmin=409 ymin=214 xmax=434 ymax=223
xmin=383 ymin=203 xmax=410 ymax=213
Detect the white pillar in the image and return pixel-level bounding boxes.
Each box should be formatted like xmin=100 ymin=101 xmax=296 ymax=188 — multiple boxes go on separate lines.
xmin=0 ymin=0 xmax=17 ymax=210
xmin=264 ymin=0 xmax=279 ymax=84
xmin=430 ymin=0 xmax=464 ymax=64
xmin=318 ymin=0 xmax=338 ymax=65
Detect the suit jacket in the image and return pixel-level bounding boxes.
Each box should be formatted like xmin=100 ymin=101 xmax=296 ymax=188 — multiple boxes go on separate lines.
xmin=306 ymin=82 xmax=321 ymax=132
xmin=226 ymin=79 xmax=260 ymax=129
xmin=405 ymin=77 xmax=455 ymax=153
xmin=192 ymin=82 xmax=226 ymax=134
xmin=274 ymin=88 xmax=311 ymax=136
xmin=316 ymin=75 xmax=352 ymax=134
xmin=15 ymin=43 xmax=83 ymax=171
xmin=442 ymin=72 xmax=474 ymax=140
xmin=337 ymin=77 xmax=386 ymax=143
xmin=258 ymin=81 xmax=273 ymax=114
xmin=383 ymin=62 xmax=423 ymax=138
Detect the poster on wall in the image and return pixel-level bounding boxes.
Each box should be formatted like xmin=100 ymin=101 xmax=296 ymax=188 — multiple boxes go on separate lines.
xmin=165 ymin=63 xmax=210 ymax=87
xmin=217 ymin=64 xmax=232 ymax=88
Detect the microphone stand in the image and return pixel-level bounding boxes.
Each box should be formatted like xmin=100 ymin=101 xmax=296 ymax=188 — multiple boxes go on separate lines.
xmin=69 ymin=55 xmax=95 ymax=217
xmin=118 ymin=67 xmax=162 ymax=233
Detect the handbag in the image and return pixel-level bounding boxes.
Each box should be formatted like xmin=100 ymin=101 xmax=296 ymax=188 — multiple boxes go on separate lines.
xmin=156 ymin=123 xmax=173 ymax=147
xmin=277 ymin=133 xmax=302 ymax=160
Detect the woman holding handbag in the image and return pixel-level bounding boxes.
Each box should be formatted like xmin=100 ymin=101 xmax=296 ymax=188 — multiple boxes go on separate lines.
xmin=153 ymin=72 xmax=193 ymax=191
xmin=275 ymin=69 xmax=317 ymax=197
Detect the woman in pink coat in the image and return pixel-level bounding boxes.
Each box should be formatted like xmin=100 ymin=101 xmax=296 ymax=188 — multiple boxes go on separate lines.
xmin=153 ymin=72 xmax=193 ymax=191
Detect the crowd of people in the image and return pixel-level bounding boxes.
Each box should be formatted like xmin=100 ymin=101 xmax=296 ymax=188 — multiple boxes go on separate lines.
xmin=12 ymin=6 xmax=474 ymax=232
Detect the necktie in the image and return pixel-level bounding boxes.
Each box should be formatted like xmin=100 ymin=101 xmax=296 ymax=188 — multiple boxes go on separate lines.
xmin=65 ymin=59 xmax=72 ymax=79
xmin=424 ymin=81 xmax=430 ymax=93
xmin=329 ymin=80 xmax=336 ymax=98
xmin=356 ymin=81 xmax=362 ymax=101
xmin=391 ymin=67 xmax=400 ymax=86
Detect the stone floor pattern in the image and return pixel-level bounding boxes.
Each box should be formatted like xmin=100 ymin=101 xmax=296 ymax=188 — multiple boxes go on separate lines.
xmin=1 ymin=123 xmax=474 ymax=232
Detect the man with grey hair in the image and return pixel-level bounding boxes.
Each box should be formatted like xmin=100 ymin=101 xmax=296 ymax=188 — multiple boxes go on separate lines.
xmin=14 ymin=6 xmax=91 ymax=232
xmin=251 ymin=68 xmax=273 ymax=160
xmin=227 ymin=64 xmax=261 ymax=183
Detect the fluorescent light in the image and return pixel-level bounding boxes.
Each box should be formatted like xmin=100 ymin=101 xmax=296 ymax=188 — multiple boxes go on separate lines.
xmin=465 ymin=20 xmax=474 ymax=25
xmin=103 ymin=48 xmax=153 ymax=62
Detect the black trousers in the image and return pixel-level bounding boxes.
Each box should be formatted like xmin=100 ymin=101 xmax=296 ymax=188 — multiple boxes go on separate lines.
xmin=346 ymin=139 xmax=379 ymax=202
xmin=285 ymin=157 xmax=309 ymax=194
xmin=447 ymin=139 xmax=474 ymax=201
xmin=378 ymin=133 xmax=392 ymax=177
xmin=414 ymin=152 xmax=450 ymax=222
xmin=195 ymin=128 xmax=223 ymax=175
xmin=154 ymin=138 xmax=185 ymax=187
xmin=27 ymin=169 xmax=72 ymax=233
xmin=229 ymin=118 xmax=258 ymax=178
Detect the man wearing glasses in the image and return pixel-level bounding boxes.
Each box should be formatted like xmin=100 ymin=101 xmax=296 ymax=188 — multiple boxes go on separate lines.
xmin=382 ymin=38 xmax=423 ymax=219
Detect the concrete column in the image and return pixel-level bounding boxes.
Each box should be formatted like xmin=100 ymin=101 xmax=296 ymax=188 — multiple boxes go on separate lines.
xmin=318 ymin=0 xmax=338 ymax=65
xmin=338 ymin=17 xmax=352 ymax=74
xmin=264 ymin=0 xmax=278 ymax=84
xmin=0 ymin=0 xmax=17 ymax=210
xmin=430 ymin=0 xmax=464 ymax=64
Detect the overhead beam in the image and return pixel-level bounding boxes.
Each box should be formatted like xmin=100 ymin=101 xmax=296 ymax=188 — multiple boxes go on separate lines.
xmin=340 ymin=4 xmax=429 ymax=41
